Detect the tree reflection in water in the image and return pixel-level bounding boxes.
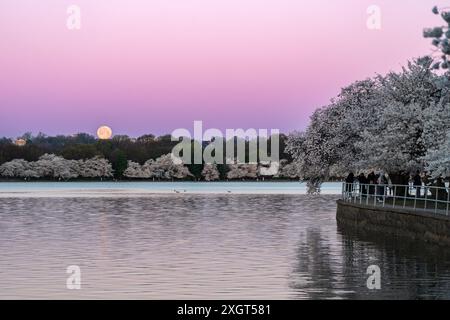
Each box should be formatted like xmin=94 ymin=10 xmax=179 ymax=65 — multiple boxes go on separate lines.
xmin=290 ymin=224 xmax=450 ymax=299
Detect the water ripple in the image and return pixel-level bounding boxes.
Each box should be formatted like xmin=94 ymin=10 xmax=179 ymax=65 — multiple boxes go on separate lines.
xmin=1 ymin=195 xmax=450 ymax=299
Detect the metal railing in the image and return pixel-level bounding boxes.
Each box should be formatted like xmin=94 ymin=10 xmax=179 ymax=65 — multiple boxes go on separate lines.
xmin=342 ymin=182 xmax=450 ymax=216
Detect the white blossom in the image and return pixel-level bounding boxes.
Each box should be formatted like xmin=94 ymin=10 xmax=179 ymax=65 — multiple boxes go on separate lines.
xmin=147 ymin=154 xmax=193 ymax=180
xmin=227 ymin=163 xmax=258 ymax=180
xmin=123 ymin=161 xmax=152 ymax=178
xmin=201 ymin=163 xmax=220 ymax=181
xmin=0 ymin=159 xmax=29 ymax=178
xmin=0 ymin=154 xmax=113 ymax=180
xmin=286 ymin=59 xmax=450 ymax=189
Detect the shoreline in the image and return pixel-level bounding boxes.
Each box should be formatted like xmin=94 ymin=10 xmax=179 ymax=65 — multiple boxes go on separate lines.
xmin=0 ymin=189 xmax=341 ymax=197
xmin=336 ymin=200 xmax=450 ymax=247
xmin=0 ymin=181 xmax=342 ymax=197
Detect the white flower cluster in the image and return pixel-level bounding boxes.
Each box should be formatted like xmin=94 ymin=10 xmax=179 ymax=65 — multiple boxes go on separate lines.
xmin=286 ymin=58 xmax=450 ymax=183
xmin=123 ymin=154 xmax=193 ymax=180
xmin=0 ymin=154 xmax=113 ymax=180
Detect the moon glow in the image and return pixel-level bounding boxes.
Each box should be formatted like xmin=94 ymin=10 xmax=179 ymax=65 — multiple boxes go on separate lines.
xmin=97 ymin=126 xmax=113 ymax=140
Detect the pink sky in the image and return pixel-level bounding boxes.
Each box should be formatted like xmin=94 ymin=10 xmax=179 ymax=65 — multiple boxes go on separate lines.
xmin=0 ymin=0 xmax=446 ymax=137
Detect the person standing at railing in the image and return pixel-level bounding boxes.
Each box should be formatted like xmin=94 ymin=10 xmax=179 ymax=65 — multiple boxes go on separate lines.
xmin=413 ymin=170 xmax=422 ymax=197
xmin=377 ymin=171 xmax=388 ymax=202
xmin=387 ymin=175 xmax=394 ymax=196
xmin=422 ymin=174 xmax=430 ymax=197
xmin=367 ymin=171 xmax=376 ymax=195
xmin=432 ymin=177 xmax=448 ymax=201
xmin=345 ymin=172 xmax=354 ymax=194
xmin=358 ymin=173 xmax=367 ymax=196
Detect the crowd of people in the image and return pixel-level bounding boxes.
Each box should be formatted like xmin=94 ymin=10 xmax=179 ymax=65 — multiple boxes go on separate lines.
xmin=344 ymin=171 xmax=449 ymax=201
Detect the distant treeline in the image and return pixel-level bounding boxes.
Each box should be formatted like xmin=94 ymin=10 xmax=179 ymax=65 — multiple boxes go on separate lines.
xmin=0 ymin=133 xmax=292 ymax=180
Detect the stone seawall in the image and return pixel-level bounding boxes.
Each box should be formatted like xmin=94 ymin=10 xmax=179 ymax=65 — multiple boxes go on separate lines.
xmin=336 ymin=200 xmax=450 ymax=246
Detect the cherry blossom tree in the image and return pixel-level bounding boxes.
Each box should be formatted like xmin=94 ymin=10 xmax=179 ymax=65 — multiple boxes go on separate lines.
xmin=147 ymin=154 xmax=193 ymax=180
xmin=123 ymin=161 xmax=152 ymax=179
xmin=423 ymin=101 xmax=450 ymax=177
xmin=0 ymin=159 xmax=29 ymax=178
xmin=357 ymin=101 xmax=425 ymax=174
xmin=286 ymin=79 xmax=380 ymax=182
xmin=34 ymin=154 xmax=80 ymax=180
xmin=226 ymin=163 xmax=258 ymax=180
xmin=77 ymin=157 xmax=113 ymax=179
xmin=286 ymin=58 xmax=450 ymax=191
xmin=201 ymin=163 xmax=220 ymax=181
xmin=276 ymin=159 xmax=301 ymax=179
xmin=425 ymin=131 xmax=450 ymax=178
xmin=0 ymin=154 xmax=114 ymax=180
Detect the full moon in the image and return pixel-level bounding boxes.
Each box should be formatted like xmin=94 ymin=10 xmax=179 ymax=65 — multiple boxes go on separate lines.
xmin=97 ymin=126 xmax=113 ymax=140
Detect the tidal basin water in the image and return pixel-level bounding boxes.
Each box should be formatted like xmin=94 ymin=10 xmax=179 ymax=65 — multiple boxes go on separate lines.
xmin=1 ymin=182 xmax=450 ymax=299
xmin=0 ymin=181 xmax=341 ymax=196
